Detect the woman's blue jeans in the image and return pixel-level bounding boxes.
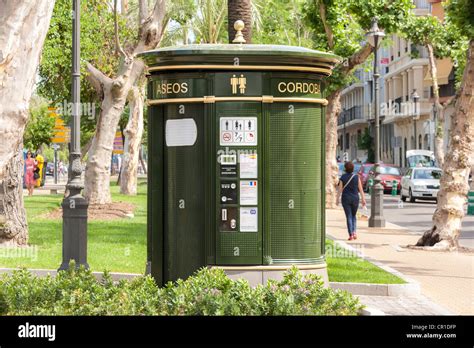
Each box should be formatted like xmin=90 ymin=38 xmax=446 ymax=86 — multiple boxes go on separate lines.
xmin=342 ymin=195 xmax=359 ymax=236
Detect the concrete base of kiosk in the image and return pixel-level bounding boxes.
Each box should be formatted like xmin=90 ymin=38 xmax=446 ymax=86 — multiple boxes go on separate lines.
xmin=212 ymin=264 xmax=328 ymax=287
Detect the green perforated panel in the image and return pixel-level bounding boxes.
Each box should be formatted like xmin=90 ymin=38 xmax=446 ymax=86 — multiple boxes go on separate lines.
xmin=219 ymin=233 xmax=260 ymax=257
xmin=266 ymin=103 xmax=323 ymax=263
xmin=163 ymin=103 xmax=206 ymax=281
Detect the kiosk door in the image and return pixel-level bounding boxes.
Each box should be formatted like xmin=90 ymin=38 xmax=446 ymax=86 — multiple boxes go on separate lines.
xmin=216 ymin=102 xmax=263 ymax=265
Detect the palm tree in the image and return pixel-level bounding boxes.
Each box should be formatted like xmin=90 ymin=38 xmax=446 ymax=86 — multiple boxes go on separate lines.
xmin=228 ymin=0 xmax=252 ymax=43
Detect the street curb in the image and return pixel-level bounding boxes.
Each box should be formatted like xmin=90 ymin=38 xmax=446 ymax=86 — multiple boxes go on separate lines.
xmin=329 ymin=281 xmax=420 ymax=297
xmin=358 ymin=307 xmax=386 ymax=316
xmin=0 ymin=268 xmax=142 ymax=281
xmin=328 ymin=237 xmax=422 ymax=297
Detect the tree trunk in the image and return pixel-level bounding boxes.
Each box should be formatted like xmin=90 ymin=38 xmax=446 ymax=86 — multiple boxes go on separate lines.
xmin=84 ymin=63 xmax=144 ymax=204
xmin=0 ymin=0 xmax=55 ymax=245
xmin=417 ymin=39 xmax=474 ymax=249
xmin=120 ymin=86 xmax=144 ymax=195
xmin=139 ymin=146 xmax=148 ymax=174
xmin=325 ymin=90 xmax=342 ymax=209
xmin=324 ymin=44 xmax=372 ymax=208
xmin=81 ymin=136 xmax=94 ymax=160
xmin=228 ymin=0 xmax=252 ymax=43
xmin=427 ymin=43 xmax=445 ymax=167
xmin=0 ymin=145 xmax=28 ymax=245
xmin=84 ymin=0 xmax=166 ymax=204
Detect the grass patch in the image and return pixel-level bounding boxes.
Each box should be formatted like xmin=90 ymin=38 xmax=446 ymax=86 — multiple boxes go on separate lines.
xmin=0 ymin=181 xmax=147 ymax=273
xmin=0 ymin=180 xmax=404 ymax=284
xmin=326 ymin=239 xmax=406 ymax=284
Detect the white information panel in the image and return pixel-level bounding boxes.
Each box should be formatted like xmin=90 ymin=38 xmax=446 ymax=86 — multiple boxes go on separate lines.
xmin=240 ymin=180 xmax=258 ymax=205
xmin=165 ymin=119 xmax=197 ymax=147
xmin=239 ymin=153 xmax=258 ymax=178
xmin=240 ymin=207 xmax=258 ymax=232
xmin=220 ymin=117 xmax=257 ymax=146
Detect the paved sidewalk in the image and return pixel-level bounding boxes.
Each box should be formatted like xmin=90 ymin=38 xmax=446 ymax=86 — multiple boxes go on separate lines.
xmin=357 ymin=295 xmax=453 ymax=315
xmin=326 ymin=208 xmax=474 ymax=315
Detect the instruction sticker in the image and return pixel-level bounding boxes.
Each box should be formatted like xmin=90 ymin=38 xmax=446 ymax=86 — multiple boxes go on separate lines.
xmin=240 ymin=207 xmax=258 ymax=232
xmin=240 ymin=180 xmax=258 ymax=205
xmin=239 ymin=153 xmax=258 ymax=178
xmin=220 ymin=117 xmax=257 ymax=146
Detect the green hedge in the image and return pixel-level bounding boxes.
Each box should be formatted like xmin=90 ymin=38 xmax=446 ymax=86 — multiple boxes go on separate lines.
xmin=0 ymin=265 xmax=363 ymax=316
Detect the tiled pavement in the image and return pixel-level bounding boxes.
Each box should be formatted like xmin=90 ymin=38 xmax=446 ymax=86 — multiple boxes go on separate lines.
xmin=326 ymin=208 xmax=474 ymax=315
xmin=357 ymin=295 xmax=453 ymax=315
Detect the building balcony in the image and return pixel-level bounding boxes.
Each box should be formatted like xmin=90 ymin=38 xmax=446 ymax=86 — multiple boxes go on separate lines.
xmin=337 ymin=106 xmax=366 ymax=130
xmin=380 ymin=100 xmax=433 ymax=124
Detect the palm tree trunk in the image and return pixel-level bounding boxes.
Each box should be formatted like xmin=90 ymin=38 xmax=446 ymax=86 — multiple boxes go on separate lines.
xmin=228 ymin=0 xmax=252 ymax=43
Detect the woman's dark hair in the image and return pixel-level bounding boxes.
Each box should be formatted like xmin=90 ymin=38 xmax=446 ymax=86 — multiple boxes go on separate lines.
xmin=344 ymin=161 xmax=354 ymax=173
xmin=27 ymin=151 xmax=32 ymax=156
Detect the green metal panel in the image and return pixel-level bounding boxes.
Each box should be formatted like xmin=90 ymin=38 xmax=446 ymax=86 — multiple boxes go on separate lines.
xmin=148 ymin=105 xmax=164 ymax=284
xmin=266 ymin=103 xmax=323 ymax=263
xmin=215 ymin=101 xmax=263 ymax=265
xmin=163 ymin=103 xmax=206 ymax=281
xmin=320 ymin=101 xmax=327 ymax=257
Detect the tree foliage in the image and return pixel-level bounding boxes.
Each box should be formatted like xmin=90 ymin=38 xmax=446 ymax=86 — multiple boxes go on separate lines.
xmin=357 ymin=128 xmax=374 ymax=163
xmin=23 ymin=97 xmax=55 ymax=152
xmin=401 ymin=12 xmax=468 ymax=87
xmin=38 ymin=0 xmax=135 ymax=148
xmin=445 ymin=0 xmax=474 ymax=39
xmin=252 ymin=0 xmax=312 ymax=46
xmin=304 ymin=0 xmax=414 ymax=94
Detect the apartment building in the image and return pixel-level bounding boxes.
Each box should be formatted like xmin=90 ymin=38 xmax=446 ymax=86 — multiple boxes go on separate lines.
xmin=337 ymin=47 xmax=390 ymax=163
xmin=383 ymin=0 xmax=454 ymax=167
xmin=337 ymin=0 xmax=455 ymax=167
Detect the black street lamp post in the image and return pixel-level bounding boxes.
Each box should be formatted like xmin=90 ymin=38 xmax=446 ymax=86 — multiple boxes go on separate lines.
xmin=412 ymin=90 xmax=420 ymax=149
xmin=59 ymin=0 xmax=89 ymax=270
xmin=367 ymin=18 xmax=386 ymax=228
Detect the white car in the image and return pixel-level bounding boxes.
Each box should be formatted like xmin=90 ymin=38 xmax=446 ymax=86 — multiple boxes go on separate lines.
xmin=400 ymin=167 xmax=442 ymax=203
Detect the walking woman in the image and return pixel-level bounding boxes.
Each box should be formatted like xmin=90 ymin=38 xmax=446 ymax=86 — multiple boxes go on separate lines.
xmin=336 ymin=162 xmax=366 ymax=240
xmin=25 ymin=151 xmax=37 ymax=196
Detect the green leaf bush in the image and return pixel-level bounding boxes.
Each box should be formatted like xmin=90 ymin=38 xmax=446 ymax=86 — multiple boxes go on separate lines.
xmin=0 ymin=265 xmax=363 ymax=316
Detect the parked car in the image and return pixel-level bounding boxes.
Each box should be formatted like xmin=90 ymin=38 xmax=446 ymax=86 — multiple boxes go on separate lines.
xmin=406 ymin=149 xmax=437 ymax=168
xmin=45 ymin=162 xmax=55 ymax=176
xmin=366 ymin=164 xmax=402 ymax=193
xmin=400 ymin=167 xmax=442 ymax=203
xmin=357 ymin=163 xmax=374 ymax=191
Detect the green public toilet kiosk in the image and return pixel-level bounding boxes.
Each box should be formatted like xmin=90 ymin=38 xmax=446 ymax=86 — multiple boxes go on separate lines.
xmin=140 ymin=35 xmax=340 ymax=286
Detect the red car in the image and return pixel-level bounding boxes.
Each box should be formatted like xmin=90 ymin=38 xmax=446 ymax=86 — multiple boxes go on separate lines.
xmin=365 ymin=164 xmax=402 ymax=193
xmin=357 ymin=163 xmax=374 ymax=191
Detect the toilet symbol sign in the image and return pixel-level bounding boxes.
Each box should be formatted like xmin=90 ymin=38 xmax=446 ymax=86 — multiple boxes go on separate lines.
xmin=220 ymin=117 xmax=257 ymax=146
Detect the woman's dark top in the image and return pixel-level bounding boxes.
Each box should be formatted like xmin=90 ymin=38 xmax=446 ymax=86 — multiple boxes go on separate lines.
xmin=339 ymin=173 xmax=360 ymax=200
